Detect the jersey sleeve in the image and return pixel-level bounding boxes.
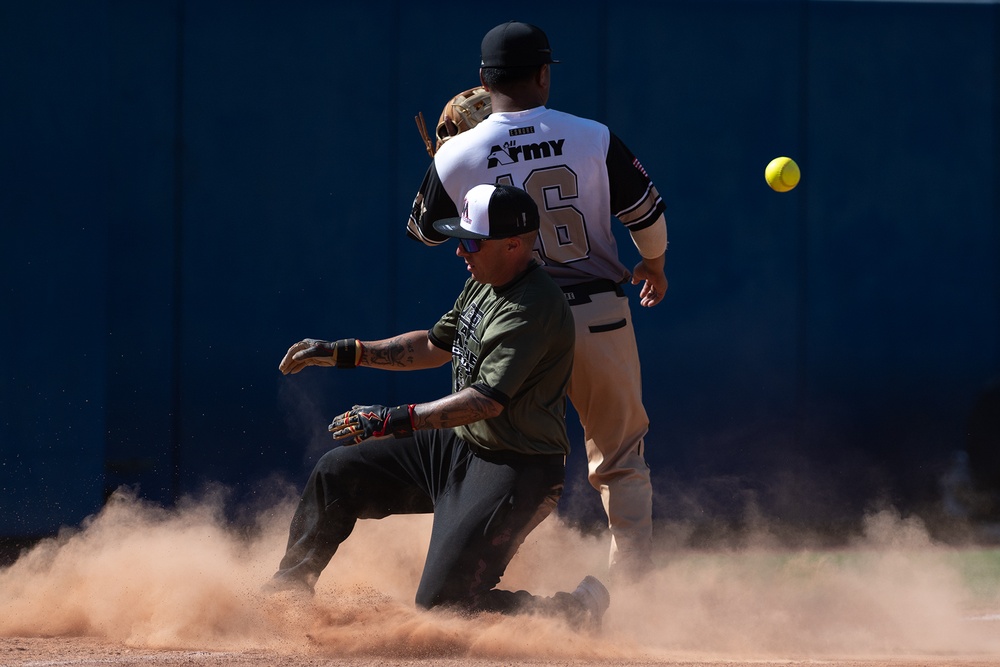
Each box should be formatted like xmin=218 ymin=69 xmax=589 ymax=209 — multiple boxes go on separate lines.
xmin=606 ymin=132 xmax=665 ymax=233
xmin=429 ymin=294 xmax=461 ymax=350
xmin=406 ymin=161 xmax=459 ymax=246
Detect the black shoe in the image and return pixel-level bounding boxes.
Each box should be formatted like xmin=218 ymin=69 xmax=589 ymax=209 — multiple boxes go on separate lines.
xmin=570 ymin=575 xmax=610 ymax=631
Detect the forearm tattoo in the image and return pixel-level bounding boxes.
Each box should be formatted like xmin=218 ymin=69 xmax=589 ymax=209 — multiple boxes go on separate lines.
xmin=362 ymin=336 xmax=415 ymax=368
xmin=414 ymin=390 xmax=500 ymax=430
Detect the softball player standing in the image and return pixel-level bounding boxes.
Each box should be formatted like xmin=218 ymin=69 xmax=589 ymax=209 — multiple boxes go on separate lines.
xmin=409 ymin=21 xmax=669 ymax=581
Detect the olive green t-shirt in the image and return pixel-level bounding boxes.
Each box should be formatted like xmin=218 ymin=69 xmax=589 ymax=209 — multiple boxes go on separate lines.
xmin=429 ymin=263 xmax=575 ymax=456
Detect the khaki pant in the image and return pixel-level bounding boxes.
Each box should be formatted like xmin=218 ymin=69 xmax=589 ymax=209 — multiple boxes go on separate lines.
xmin=566 ymin=290 xmax=653 ymax=577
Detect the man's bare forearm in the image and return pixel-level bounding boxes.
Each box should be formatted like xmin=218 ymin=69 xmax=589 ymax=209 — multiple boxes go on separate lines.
xmin=361 ymin=334 xmax=417 ymax=368
xmin=360 ymin=331 xmax=451 ymax=370
xmin=413 ymin=387 xmax=503 ymax=430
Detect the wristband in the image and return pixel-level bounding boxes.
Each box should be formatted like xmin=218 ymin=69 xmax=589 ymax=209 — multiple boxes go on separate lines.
xmin=333 ymin=339 xmax=363 ymax=368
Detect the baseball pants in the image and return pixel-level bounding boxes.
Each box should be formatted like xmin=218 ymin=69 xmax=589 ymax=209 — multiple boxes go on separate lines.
xmin=565 ymin=282 xmax=654 ymax=577
xmin=273 ymin=428 xmax=574 ymax=615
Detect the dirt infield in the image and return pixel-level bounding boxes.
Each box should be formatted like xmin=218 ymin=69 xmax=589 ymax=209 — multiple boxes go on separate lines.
xmin=2 ymin=492 xmax=999 ymax=667
xmin=3 ymin=635 xmax=1000 ymax=667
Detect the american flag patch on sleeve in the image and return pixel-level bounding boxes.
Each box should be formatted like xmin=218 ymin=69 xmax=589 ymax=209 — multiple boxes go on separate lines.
xmin=633 ymin=158 xmax=649 ymax=178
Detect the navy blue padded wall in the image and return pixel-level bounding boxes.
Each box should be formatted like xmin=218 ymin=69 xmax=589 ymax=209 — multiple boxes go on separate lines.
xmin=0 ymin=2 xmax=110 ymax=533
xmin=804 ymin=1 xmax=999 ymax=511
xmin=1 ymin=0 xmax=997 ymax=536
xmin=175 ymin=2 xmax=406 ymax=492
xmin=104 ymin=0 xmax=183 ymax=506
xmin=602 ymin=0 xmax=999 ymax=523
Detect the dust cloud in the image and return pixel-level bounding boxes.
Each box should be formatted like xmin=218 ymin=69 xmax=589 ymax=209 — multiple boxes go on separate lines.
xmin=1 ymin=488 xmax=998 ymax=661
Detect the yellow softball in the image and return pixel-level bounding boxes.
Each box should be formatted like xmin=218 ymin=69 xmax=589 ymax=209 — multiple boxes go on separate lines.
xmin=765 ymin=157 xmax=800 ymax=192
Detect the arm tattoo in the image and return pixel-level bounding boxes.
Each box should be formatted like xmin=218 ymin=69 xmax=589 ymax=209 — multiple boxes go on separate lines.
xmin=414 ymin=390 xmax=501 ymax=430
xmin=362 ymin=336 xmax=415 ymax=368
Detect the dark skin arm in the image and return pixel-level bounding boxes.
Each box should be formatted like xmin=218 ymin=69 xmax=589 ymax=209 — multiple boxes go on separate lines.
xmin=631 ymin=252 xmax=668 ymax=307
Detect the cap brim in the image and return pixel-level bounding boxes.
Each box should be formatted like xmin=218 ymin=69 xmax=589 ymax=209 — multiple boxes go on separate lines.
xmin=432 ymin=217 xmax=490 ymax=240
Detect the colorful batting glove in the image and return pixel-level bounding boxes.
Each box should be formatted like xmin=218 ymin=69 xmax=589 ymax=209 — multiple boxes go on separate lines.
xmin=328 ymin=404 xmax=415 ymax=444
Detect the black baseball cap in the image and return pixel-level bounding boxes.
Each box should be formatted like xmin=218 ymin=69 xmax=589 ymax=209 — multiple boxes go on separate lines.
xmin=433 ymin=184 xmax=540 ymax=240
xmin=480 ymin=21 xmax=559 ymax=68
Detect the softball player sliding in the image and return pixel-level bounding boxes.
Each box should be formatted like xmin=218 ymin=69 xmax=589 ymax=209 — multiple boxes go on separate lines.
xmin=270 ymin=184 xmax=610 ymax=629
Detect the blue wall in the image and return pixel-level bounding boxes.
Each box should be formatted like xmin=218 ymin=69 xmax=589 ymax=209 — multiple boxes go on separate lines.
xmin=1 ymin=0 xmax=997 ymax=536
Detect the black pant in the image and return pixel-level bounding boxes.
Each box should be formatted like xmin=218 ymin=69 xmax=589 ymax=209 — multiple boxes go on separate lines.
xmin=276 ymin=428 xmax=571 ymax=615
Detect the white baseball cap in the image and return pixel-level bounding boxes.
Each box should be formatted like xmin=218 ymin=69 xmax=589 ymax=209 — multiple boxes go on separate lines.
xmin=432 ymin=184 xmax=539 ymax=240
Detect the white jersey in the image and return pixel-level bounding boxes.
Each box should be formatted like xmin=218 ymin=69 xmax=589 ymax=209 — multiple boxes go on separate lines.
xmin=408 ymin=106 xmax=664 ymax=286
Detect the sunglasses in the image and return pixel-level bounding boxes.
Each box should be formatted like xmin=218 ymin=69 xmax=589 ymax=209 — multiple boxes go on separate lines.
xmin=459 ymin=238 xmax=486 ymax=253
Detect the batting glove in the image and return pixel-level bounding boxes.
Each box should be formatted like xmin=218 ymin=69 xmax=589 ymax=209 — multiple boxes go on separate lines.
xmin=328 ymin=404 xmax=415 ymax=444
xmin=279 ymin=338 xmax=362 ymax=375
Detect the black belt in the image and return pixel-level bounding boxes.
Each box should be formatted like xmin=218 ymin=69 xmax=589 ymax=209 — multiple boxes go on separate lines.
xmin=561 ymin=279 xmax=624 ymax=306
